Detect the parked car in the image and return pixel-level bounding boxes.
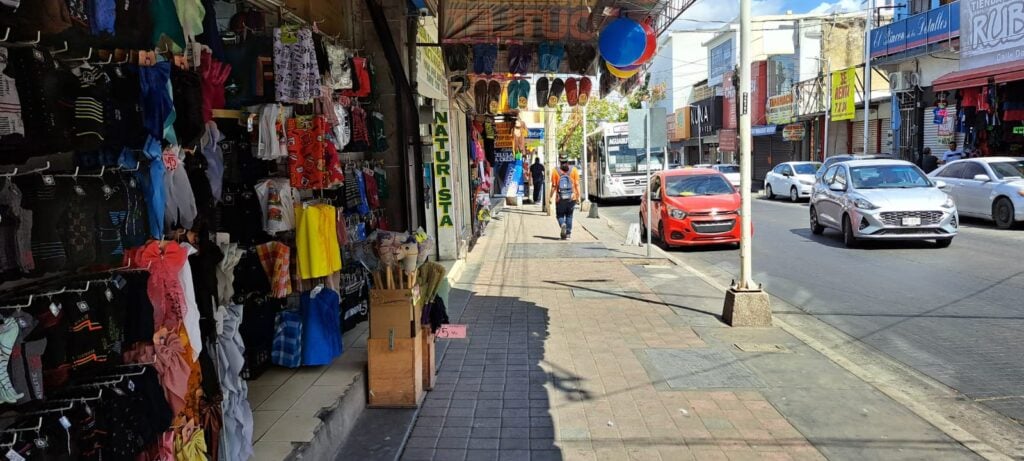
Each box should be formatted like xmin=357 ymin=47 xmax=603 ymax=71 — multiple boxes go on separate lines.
xmin=764 ymin=161 xmax=821 ymax=201
xmin=815 ymin=154 xmax=895 ymax=180
xmin=639 ymin=168 xmax=743 ymax=248
xmin=810 ymin=159 xmax=958 ymax=247
xmin=710 ymin=164 xmax=740 ymax=187
xmin=929 ymin=157 xmax=1024 ymax=229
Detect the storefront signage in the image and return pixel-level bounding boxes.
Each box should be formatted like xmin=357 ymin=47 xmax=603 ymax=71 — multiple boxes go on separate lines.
xmin=442 ymin=1 xmax=593 ymax=43
xmin=831 ymin=69 xmax=856 ymax=121
xmin=961 ymin=0 xmax=1023 ymax=69
xmin=495 ymin=122 xmax=514 ymax=149
xmin=709 ymin=39 xmax=734 ymax=86
xmin=1014 ymin=126 xmax=1024 ymax=135
xmin=433 ymin=112 xmax=454 ymax=227
xmin=870 ymin=1 xmax=960 ymax=59
xmin=527 ymin=128 xmax=544 ymax=139
xmin=750 ymin=61 xmax=768 ymax=125
xmin=722 ymin=71 xmax=737 ymax=129
xmin=782 ymin=123 xmax=805 ymax=141
xmin=718 ymin=129 xmax=737 ymax=153
xmin=690 ymin=96 xmax=723 ymax=137
xmin=417 ymin=18 xmax=448 ymax=100
xmin=675 ymin=108 xmax=691 ymax=139
xmin=766 ymin=93 xmax=794 ymax=125
xmin=752 ymin=125 xmax=777 ymax=136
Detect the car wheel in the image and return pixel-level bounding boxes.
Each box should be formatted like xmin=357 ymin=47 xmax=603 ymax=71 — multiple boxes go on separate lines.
xmin=842 ymin=214 xmax=858 ymax=248
xmin=810 ymin=207 xmax=825 ymax=235
xmin=993 ymin=197 xmax=1015 ymax=229
xmin=658 ymin=222 xmax=670 ymax=250
xmin=935 ymin=237 xmax=953 ymax=248
xmin=790 ymin=187 xmax=799 ymax=202
xmin=765 ymin=184 xmax=774 ymax=199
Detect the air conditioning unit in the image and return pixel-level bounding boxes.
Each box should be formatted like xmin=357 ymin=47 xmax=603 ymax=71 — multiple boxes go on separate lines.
xmin=889 ymin=71 xmax=919 ymax=92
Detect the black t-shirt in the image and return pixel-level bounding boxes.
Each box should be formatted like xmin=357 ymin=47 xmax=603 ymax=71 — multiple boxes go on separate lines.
xmin=61 ymin=180 xmax=99 ymax=270
xmin=104 ymin=65 xmax=147 ymax=150
xmin=15 ymin=175 xmax=69 ymax=273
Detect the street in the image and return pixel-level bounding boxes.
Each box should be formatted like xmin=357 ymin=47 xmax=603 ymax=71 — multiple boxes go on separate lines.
xmin=599 ymin=196 xmax=1024 ymax=425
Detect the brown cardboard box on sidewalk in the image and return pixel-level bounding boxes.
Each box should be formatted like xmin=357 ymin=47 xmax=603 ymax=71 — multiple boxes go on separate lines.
xmin=368 ymin=336 xmax=424 ymax=408
xmin=369 ymin=287 xmax=422 ymax=339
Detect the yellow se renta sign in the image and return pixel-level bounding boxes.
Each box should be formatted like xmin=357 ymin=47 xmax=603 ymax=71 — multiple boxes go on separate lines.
xmin=433 ymin=112 xmax=454 ymax=228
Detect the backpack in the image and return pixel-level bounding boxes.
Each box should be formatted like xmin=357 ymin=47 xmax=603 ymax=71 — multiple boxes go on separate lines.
xmin=557 ymin=169 xmax=574 ymax=200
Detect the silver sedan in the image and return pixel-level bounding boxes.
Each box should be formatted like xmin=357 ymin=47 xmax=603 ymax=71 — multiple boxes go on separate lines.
xmin=810 ymin=159 xmax=958 ymax=247
xmin=928 ymin=157 xmax=1024 ymax=229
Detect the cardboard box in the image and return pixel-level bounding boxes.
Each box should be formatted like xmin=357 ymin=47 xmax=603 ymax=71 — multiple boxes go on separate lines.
xmin=370 ymin=287 xmax=422 ymax=339
xmin=422 ymin=326 xmax=436 ymax=391
xmin=368 ymin=337 xmax=424 ymax=408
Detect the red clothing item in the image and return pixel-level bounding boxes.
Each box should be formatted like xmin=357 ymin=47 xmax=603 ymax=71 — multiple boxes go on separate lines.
xmin=960 ymin=88 xmax=980 ymax=108
xmin=340 ymin=57 xmax=371 ymax=98
xmin=136 ymin=241 xmax=189 ymax=331
xmin=363 ymin=168 xmax=380 ymax=208
xmin=287 ymin=116 xmax=337 ymax=189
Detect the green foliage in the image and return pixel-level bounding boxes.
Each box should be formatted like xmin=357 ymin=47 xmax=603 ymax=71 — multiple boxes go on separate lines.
xmin=555 ymin=98 xmax=627 ymax=159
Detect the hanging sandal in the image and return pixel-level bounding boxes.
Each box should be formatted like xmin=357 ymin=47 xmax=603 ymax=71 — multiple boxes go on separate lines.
xmin=566 ymin=78 xmax=579 ymax=107
xmin=549 ymin=78 xmax=565 ymax=107
xmin=488 ymin=80 xmax=501 ymax=114
xmin=474 ymin=79 xmax=488 ymax=114
xmin=536 ymin=77 xmax=549 ymax=108
xmin=579 ymin=77 xmax=592 ymax=106
xmin=517 ymin=80 xmax=531 ymax=110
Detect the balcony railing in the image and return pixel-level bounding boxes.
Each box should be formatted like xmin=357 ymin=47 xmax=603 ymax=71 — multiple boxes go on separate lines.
xmin=869 ymin=1 xmax=960 ymax=60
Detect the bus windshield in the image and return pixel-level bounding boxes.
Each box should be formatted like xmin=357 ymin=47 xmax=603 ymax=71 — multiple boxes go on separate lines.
xmin=606 ymin=135 xmax=665 ymax=173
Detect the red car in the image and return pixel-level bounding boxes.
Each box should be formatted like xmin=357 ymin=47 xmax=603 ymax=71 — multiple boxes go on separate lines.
xmin=639 ymin=168 xmax=744 ymax=248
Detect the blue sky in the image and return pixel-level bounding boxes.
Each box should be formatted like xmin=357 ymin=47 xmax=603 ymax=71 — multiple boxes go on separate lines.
xmin=670 ymin=0 xmax=862 ymax=30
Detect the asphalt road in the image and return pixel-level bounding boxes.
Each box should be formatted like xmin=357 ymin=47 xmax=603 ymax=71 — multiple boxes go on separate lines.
xmin=597 ymin=196 xmax=1024 ymax=425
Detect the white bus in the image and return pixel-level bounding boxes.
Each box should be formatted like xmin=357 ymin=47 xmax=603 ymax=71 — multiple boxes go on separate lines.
xmin=585 ymin=122 xmax=666 ymax=201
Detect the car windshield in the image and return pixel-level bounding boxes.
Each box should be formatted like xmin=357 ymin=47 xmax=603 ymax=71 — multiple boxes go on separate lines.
xmin=850 ymin=165 xmax=931 ymax=189
xmin=989 ymin=161 xmax=1024 ymax=179
xmin=716 ymin=165 xmax=739 ymax=173
xmin=794 ymin=163 xmax=821 ymax=174
xmin=664 ymin=175 xmax=734 ymax=196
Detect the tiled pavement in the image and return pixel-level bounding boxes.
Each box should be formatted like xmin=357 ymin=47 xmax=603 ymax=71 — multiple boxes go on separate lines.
xmin=399 ymin=207 xmax=824 ymax=461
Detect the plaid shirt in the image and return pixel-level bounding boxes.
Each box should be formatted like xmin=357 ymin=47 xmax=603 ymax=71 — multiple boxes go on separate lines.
xmin=272 ymin=309 xmax=303 ymax=368
xmin=256 ymin=241 xmax=292 ymax=298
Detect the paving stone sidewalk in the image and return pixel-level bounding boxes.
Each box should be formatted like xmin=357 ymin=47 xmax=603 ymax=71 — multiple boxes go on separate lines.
xmin=397 ymin=205 xmax=978 ymax=461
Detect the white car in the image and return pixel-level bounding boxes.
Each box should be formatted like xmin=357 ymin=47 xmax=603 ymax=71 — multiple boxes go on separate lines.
xmin=929 ymin=157 xmax=1024 ymax=229
xmin=765 ymin=161 xmax=822 ymax=202
xmin=710 ymin=164 xmax=740 ymax=187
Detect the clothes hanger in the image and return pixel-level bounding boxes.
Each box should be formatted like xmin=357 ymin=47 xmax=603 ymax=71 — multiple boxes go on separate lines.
xmin=0 ymin=295 xmax=33 ymax=311
xmin=14 ymin=161 xmax=50 ymax=176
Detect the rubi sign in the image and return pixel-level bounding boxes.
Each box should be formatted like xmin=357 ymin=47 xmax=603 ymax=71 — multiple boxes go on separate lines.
xmin=961 ymin=0 xmax=1024 ymax=69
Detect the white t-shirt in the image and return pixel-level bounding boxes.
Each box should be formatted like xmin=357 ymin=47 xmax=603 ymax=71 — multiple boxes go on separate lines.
xmin=942 ymin=149 xmax=963 ymax=162
xmin=0 ymin=48 xmax=25 ymax=137
xmin=255 ymin=178 xmax=299 ymax=234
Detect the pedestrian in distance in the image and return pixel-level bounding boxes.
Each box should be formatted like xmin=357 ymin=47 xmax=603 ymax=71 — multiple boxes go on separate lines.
xmin=550 ymin=155 xmax=581 ymax=240
xmin=921 ymin=147 xmax=938 ymax=173
xmin=530 ymin=157 xmax=545 ymax=204
xmin=940 ymin=142 xmax=963 ymax=164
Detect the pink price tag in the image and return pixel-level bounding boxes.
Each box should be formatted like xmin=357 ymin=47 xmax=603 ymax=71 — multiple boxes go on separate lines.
xmin=436 ymin=324 xmax=467 ymax=339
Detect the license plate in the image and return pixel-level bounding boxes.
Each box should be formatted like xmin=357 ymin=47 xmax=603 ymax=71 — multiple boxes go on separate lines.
xmin=901 ymin=217 xmax=921 ymax=226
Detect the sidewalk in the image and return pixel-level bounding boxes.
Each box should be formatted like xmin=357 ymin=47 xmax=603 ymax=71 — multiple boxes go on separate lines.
xmin=392 ymin=204 xmax=982 ymax=461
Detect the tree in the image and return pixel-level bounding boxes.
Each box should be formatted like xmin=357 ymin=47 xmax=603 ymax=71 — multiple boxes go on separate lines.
xmin=555 ymin=98 xmax=627 ymax=159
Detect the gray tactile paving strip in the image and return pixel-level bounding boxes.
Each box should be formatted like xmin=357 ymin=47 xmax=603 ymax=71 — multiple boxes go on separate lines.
xmin=505 ymin=243 xmax=613 ymax=259
xmin=642 ymin=348 xmax=765 ymax=389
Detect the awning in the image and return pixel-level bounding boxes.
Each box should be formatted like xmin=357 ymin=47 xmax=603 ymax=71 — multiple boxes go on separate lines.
xmin=933 ymin=61 xmax=1024 ymax=91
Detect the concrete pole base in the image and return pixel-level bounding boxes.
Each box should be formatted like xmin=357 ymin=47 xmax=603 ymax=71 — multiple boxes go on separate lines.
xmin=587 ymin=202 xmax=599 ymax=218
xmin=722 ymin=288 xmax=773 ymax=327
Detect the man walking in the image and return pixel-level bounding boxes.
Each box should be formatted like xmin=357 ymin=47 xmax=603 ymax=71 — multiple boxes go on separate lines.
xmin=530 ymin=157 xmax=545 ymax=204
xmin=550 ymin=155 xmax=580 ymax=240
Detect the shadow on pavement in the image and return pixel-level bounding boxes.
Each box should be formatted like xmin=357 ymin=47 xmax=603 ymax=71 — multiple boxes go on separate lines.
xmin=399 ymin=295 xmax=563 ymax=461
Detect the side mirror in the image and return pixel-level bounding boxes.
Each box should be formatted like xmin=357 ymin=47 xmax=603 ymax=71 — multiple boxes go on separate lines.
xmin=650 ymin=193 xmax=661 ymax=202
xmin=934 ymin=180 xmax=949 ymax=190
xmin=829 ymin=183 xmax=846 ymax=192
xmin=972 ymin=174 xmax=991 ymax=182
xmin=782 ymin=171 xmax=792 ymax=177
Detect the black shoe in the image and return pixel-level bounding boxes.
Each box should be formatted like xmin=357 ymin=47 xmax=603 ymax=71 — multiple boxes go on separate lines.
xmin=560 ymin=223 xmax=567 ymax=239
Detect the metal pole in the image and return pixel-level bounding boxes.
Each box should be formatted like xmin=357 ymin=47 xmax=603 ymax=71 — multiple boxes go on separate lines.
xmin=697 ymin=109 xmax=703 ymax=164
xmin=544 ymin=107 xmax=556 ymax=215
xmin=645 ymin=108 xmax=652 ymax=257
xmin=863 ymin=0 xmax=873 ymax=154
xmin=582 ymin=105 xmax=590 ymax=203
xmin=823 ymin=59 xmax=831 ymax=160
xmin=738 ymin=0 xmax=755 ymax=290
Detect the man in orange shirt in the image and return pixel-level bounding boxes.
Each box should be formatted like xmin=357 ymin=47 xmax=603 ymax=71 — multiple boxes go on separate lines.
xmin=550 ymin=155 xmax=581 ymax=239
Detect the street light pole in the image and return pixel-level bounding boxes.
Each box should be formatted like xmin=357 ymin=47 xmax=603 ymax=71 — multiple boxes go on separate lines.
xmin=645 ymin=106 xmax=653 ymax=257
xmin=722 ymin=0 xmax=772 ymax=327
xmin=863 ymin=0 xmax=873 ymax=154
xmin=582 ymin=105 xmax=590 ymax=206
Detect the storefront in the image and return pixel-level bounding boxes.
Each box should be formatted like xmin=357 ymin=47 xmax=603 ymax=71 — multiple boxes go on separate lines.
xmin=0 ymin=0 xmax=454 ymax=458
